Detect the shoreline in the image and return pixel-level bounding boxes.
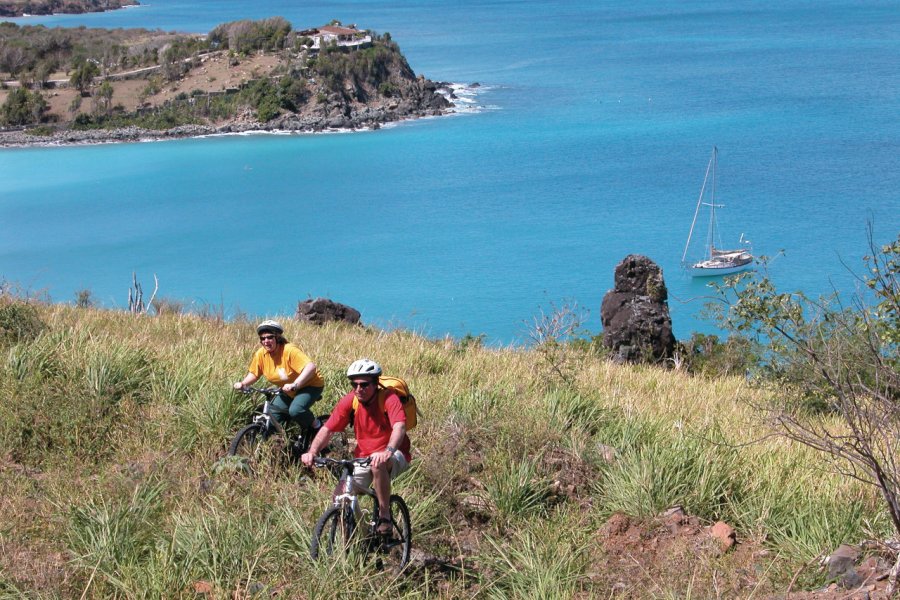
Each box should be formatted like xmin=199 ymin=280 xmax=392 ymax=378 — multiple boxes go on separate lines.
xmin=0 ymin=0 xmax=139 ymax=18
xmin=0 ymin=83 xmax=483 ymax=149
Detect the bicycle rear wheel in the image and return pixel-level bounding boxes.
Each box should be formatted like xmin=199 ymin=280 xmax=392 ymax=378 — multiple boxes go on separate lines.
xmin=310 ymin=505 xmax=356 ymax=559
xmin=290 ymin=413 xmax=330 ymax=459
xmin=384 ymin=495 xmax=412 ymax=570
xmin=364 ymin=494 xmax=412 ymax=571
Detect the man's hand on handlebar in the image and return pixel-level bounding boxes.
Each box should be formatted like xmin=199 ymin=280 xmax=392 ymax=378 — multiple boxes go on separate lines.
xmin=301 ymin=452 xmax=316 ymax=467
xmin=371 ymin=448 xmax=394 ymax=468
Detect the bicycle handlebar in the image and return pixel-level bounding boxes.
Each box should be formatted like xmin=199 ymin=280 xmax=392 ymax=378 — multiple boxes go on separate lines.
xmin=313 ymin=456 xmax=372 ymax=468
xmin=236 ymin=386 xmax=282 ymax=398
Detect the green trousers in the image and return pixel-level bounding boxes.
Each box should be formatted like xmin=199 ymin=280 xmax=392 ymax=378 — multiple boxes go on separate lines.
xmin=270 ymin=385 xmax=323 ymax=430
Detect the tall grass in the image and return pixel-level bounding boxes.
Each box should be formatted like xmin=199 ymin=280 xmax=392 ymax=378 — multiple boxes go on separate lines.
xmin=596 ymin=422 xmax=742 ymax=520
xmin=0 ymin=301 xmax=890 ymax=596
xmin=66 ymin=479 xmax=167 ymax=596
xmin=479 ymin=511 xmax=592 ymax=599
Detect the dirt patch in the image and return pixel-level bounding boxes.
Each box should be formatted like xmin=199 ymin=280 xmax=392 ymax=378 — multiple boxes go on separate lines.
xmin=591 ymin=510 xmax=896 ymax=599
xmin=1 ymin=51 xmax=283 ymax=123
xmin=141 ymin=52 xmax=282 ymax=110
xmin=0 ymin=541 xmax=70 ymax=593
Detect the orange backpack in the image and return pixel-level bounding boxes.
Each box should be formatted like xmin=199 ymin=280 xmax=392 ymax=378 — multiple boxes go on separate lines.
xmin=351 ymin=375 xmax=419 ymax=430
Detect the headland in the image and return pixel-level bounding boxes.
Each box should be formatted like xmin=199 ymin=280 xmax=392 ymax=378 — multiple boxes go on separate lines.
xmin=0 ymin=0 xmax=138 ymax=17
xmin=0 ymin=18 xmax=459 ymax=146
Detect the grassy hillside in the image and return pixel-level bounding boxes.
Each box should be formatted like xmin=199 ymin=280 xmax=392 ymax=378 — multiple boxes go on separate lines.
xmin=0 ymin=299 xmax=891 ymax=598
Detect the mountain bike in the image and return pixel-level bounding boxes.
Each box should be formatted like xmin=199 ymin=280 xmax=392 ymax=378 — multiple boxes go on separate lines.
xmin=227 ymin=387 xmax=335 ymax=470
xmin=310 ymin=456 xmax=412 ymax=572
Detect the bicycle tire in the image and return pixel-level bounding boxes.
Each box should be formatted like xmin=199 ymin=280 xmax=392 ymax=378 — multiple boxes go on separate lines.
xmin=290 ymin=413 xmax=329 ymax=456
xmin=385 ymin=495 xmax=412 ymax=570
xmin=365 ymin=493 xmax=412 ymax=571
xmin=227 ymin=423 xmax=265 ymax=459
xmin=310 ymin=505 xmax=356 ymax=560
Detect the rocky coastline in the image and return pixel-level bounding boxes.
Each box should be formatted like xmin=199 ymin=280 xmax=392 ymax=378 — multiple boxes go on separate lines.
xmin=0 ymin=80 xmax=462 ymax=148
xmin=0 ymin=0 xmax=138 ymax=17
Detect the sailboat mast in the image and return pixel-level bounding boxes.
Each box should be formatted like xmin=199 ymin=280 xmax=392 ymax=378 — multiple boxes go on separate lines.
xmin=705 ymin=146 xmax=718 ymax=259
xmin=682 ymin=147 xmax=715 ymax=264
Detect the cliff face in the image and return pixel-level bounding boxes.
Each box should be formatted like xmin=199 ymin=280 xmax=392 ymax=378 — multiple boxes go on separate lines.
xmin=260 ymin=39 xmax=453 ymax=131
xmin=0 ymin=0 xmax=138 ymax=17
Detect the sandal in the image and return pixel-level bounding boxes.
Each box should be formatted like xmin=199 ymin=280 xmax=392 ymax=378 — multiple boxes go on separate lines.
xmin=375 ymin=517 xmax=392 ymax=535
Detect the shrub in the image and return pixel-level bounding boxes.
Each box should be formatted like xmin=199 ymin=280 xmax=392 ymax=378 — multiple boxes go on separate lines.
xmin=74 ymin=289 xmax=94 ymax=308
xmin=0 ymin=86 xmax=48 ymax=126
xmin=377 ymin=81 xmax=397 ymax=97
xmin=151 ymin=297 xmax=184 ymax=316
xmin=713 ymin=229 xmax=900 ymax=536
xmin=679 ymin=332 xmax=757 ymax=377
xmin=25 ymin=124 xmax=54 ymax=136
xmin=0 ymin=301 xmax=47 ymax=345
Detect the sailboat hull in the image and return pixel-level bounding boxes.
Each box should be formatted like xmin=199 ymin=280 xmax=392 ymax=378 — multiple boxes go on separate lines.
xmin=689 ymin=261 xmax=753 ymax=277
xmin=689 ymin=251 xmax=753 ymax=276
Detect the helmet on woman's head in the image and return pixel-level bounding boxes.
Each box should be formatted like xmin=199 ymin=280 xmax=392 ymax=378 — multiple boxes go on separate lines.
xmin=256 ymin=320 xmax=284 ymax=335
xmin=347 ymin=358 xmax=382 ymax=378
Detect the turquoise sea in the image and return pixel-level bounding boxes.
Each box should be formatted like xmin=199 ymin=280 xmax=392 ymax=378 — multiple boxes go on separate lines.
xmin=1 ymin=1 xmax=898 ymax=345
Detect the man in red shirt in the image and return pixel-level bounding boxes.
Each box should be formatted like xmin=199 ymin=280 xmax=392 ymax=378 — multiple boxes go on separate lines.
xmin=302 ymin=358 xmax=411 ymax=534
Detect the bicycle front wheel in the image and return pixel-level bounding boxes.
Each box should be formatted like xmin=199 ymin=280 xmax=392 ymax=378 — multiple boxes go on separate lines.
xmin=227 ymin=423 xmax=266 ymax=460
xmin=310 ymin=505 xmax=356 ymax=560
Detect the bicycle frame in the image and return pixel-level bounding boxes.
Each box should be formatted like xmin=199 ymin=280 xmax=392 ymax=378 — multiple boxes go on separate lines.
xmin=335 ymin=465 xmax=373 ymax=522
xmin=317 ymin=457 xmax=375 ymax=525
xmin=242 ymin=388 xmax=287 ymax=438
xmin=228 ymin=386 xmax=335 ymax=467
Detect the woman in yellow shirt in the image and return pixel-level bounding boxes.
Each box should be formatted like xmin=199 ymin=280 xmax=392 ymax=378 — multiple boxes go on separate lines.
xmin=233 ymin=320 xmax=325 ymax=430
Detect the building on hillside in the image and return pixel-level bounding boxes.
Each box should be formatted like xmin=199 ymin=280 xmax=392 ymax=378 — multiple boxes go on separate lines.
xmin=310 ymin=25 xmax=372 ymax=50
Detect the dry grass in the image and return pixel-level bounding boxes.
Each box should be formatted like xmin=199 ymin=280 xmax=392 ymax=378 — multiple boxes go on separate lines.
xmin=1 ymin=50 xmax=284 ymax=123
xmin=0 ymin=300 xmax=891 ymax=597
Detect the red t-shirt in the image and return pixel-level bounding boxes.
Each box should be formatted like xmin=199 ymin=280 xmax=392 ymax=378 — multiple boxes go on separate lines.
xmin=325 ymin=389 xmax=412 ymax=462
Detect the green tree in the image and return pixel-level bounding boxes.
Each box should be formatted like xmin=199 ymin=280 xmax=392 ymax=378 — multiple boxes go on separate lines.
xmin=0 ymin=86 xmax=48 ymax=125
xmin=69 ymin=58 xmax=99 ymax=96
xmin=95 ymin=79 xmax=113 ymax=114
xmin=713 ymin=228 xmax=900 ymax=537
xmin=33 ymin=57 xmax=57 ymax=89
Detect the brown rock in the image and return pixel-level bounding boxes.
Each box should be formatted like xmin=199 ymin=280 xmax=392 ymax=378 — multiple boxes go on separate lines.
xmin=600 ymin=255 xmax=676 ymax=363
xmin=708 ymin=521 xmax=736 ymax=551
xmin=192 ymin=580 xmax=214 ymax=595
xmin=295 ymin=297 xmax=361 ymax=325
xmin=601 ymin=513 xmax=632 ymax=538
xmin=596 ymin=443 xmax=618 ymax=464
xmin=826 ymin=544 xmax=860 ymax=578
xmin=660 ymin=506 xmax=686 ymax=532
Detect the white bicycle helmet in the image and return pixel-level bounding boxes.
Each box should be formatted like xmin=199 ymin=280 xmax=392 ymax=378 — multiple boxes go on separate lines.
xmin=346 ymin=358 xmax=382 ymax=378
xmin=256 ymin=319 xmax=284 ymax=335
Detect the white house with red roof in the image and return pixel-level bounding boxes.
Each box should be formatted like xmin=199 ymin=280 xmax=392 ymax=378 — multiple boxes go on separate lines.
xmin=311 ymin=24 xmax=372 ymax=50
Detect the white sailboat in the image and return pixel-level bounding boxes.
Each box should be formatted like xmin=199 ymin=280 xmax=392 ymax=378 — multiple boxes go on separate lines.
xmin=682 ymin=146 xmax=753 ymax=277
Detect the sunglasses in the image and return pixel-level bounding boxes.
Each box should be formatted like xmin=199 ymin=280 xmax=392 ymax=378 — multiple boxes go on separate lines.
xmin=351 ymin=381 xmax=372 ymax=389
xmin=259 ymin=334 xmax=276 ymax=341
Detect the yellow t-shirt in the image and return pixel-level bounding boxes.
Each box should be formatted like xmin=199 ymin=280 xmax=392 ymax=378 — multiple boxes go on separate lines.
xmin=248 ymin=343 xmax=325 ymax=396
